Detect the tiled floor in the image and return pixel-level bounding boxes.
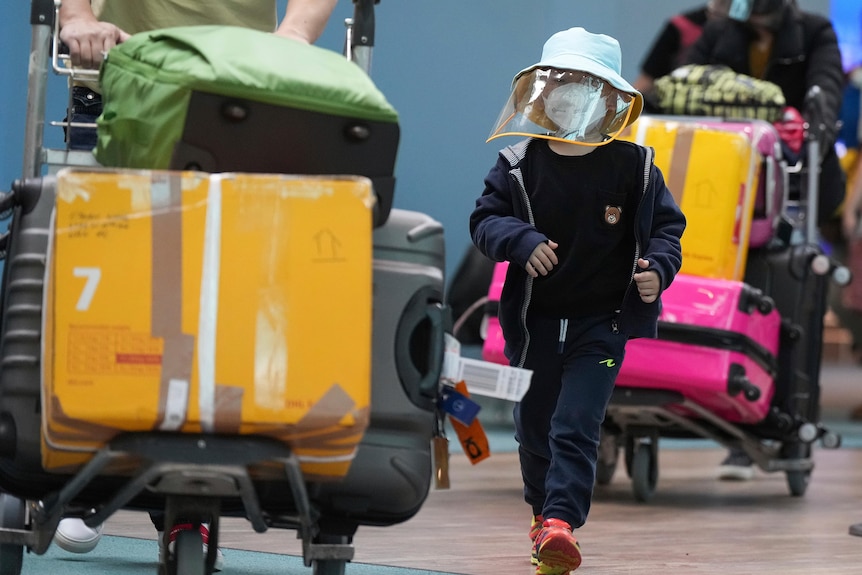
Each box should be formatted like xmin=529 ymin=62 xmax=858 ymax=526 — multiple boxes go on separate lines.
xmin=98 ymin=359 xmax=862 ymax=575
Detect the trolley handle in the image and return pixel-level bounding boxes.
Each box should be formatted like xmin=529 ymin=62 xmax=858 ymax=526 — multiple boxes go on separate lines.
xmin=48 ymin=0 xmax=99 ymax=81
xmin=345 ymin=0 xmax=379 ymax=75
xmin=51 ymin=18 xmax=101 ymax=82
xmin=23 ymin=0 xmax=103 ymax=178
xmin=31 ymin=0 xmax=53 ymax=26
xmin=22 ymin=0 xmax=56 ymax=178
xmin=801 ymin=85 xmax=826 ymax=246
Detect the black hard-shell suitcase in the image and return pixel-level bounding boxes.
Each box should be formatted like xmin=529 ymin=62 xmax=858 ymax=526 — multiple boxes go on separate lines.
xmin=446 ymin=244 xmax=495 ymax=345
xmin=743 ymin=244 xmax=832 ymax=433
xmin=0 ymin=177 xmax=64 ymax=498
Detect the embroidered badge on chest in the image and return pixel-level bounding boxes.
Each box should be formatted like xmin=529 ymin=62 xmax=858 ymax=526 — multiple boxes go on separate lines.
xmin=604 ymin=205 xmax=622 ymax=225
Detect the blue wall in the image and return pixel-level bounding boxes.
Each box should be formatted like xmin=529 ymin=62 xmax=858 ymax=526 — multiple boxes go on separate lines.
xmin=0 ymin=0 xmax=831 ymax=284
xmin=833 ymin=0 xmax=862 ymax=70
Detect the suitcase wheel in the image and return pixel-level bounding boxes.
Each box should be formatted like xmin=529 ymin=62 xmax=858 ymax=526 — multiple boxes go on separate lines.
xmin=0 ymin=494 xmax=25 ymax=575
xmin=755 ymin=295 xmax=775 ymax=315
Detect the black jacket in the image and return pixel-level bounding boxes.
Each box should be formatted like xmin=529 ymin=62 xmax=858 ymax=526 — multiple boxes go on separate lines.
xmin=685 ymin=4 xmax=846 ymax=222
xmin=470 ymin=139 xmax=685 ymax=364
xmin=641 ymin=7 xmax=710 ymax=80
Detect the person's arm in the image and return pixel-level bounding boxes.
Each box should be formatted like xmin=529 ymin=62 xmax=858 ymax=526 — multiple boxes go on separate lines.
xmin=276 ymin=0 xmax=339 ymax=43
xmin=470 ymin=155 xmax=549 ymax=268
xmin=58 ymin=0 xmax=130 ymax=68
xmin=802 ymin=18 xmax=845 ymax=147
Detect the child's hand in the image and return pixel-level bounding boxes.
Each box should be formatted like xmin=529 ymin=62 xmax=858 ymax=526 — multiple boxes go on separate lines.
xmin=526 ymin=241 xmax=559 ymax=277
xmin=633 ymin=258 xmax=660 ymax=303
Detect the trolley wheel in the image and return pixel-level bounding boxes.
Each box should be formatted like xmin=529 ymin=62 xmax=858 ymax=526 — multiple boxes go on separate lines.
xmin=630 ymin=443 xmax=658 ymax=503
xmin=821 ymin=431 xmax=841 ymax=449
xmin=786 ymin=470 xmax=811 ymax=497
xmin=624 ymin=435 xmax=635 ymax=478
xmin=312 ymin=534 xmax=349 ymax=575
xmin=0 ymin=494 xmax=26 ymax=575
xmin=595 ymin=432 xmax=619 ymax=486
xmin=782 ymin=442 xmax=812 ymax=497
xmin=167 ymin=528 xmax=204 ymax=575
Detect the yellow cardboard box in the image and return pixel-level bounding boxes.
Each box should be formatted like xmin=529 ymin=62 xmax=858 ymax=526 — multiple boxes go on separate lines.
xmin=42 ymin=169 xmax=373 ymax=479
xmin=621 ymin=116 xmax=759 ymax=281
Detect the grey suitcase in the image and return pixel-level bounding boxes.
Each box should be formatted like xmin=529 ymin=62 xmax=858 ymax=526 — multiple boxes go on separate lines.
xmin=0 ymin=180 xmax=448 ymax=559
xmin=308 ymin=208 xmax=446 ymax=532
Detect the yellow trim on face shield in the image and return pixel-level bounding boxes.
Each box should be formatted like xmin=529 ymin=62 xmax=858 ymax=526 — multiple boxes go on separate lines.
xmin=487 ymin=100 xmax=633 ymax=147
xmin=487 ymin=68 xmax=637 ymax=146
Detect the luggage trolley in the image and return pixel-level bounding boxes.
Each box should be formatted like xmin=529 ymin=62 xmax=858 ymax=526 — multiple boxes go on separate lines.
xmin=600 ymin=102 xmax=850 ymax=503
xmin=0 ymin=2 xmax=448 ymax=574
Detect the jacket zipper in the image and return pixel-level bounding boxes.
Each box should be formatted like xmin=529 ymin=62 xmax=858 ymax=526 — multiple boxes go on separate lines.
xmin=614 ymin=146 xmax=654 ymax=334
xmin=511 ymin=166 xmax=535 ymax=368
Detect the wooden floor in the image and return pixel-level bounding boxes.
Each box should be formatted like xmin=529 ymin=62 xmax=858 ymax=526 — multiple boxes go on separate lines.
xmin=102 ymin=360 xmax=862 ymax=575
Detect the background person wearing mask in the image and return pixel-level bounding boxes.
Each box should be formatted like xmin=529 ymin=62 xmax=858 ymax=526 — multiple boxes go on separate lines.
xmin=685 ymin=0 xmax=846 ymax=481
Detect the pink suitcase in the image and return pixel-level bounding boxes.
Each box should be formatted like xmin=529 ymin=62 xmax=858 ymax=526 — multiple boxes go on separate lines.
xmin=697 ymin=119 xmax=786 ymax=248
xmin=481 ymin=261 xmax=509 ymax=365
xmin=615 ymin=273 xmax=781 ymax=423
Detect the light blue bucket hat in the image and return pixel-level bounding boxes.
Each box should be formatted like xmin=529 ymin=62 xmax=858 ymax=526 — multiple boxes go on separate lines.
xmin=514 ymin=27 xmax=643 ymax=128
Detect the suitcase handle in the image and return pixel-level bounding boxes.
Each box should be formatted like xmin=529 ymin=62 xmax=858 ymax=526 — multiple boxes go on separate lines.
xmin=6 ymin=178 xmax=48 ymax=215
xmin=394 ymin=291 xmax=446 ymax=408
xmin=416 ymin=302 xmax=445 ymax=400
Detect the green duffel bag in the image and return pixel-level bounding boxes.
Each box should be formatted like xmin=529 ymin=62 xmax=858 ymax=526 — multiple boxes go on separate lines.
xmin=653 ymin=64 xmax=786 ymax=122
xmin=95 ymin=25 xmax=400 ymax=222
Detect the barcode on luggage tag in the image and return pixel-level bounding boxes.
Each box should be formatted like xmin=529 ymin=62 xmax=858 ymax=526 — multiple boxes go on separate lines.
xmin=456 ymin=358 xmax=532 ymax=402
xmin=460 ymin=363 xmax=500 ymax=394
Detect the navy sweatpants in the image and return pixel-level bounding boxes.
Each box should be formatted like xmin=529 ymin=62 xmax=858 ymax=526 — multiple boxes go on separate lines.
xmin=512 ymin=312 xmax=627 ymax=529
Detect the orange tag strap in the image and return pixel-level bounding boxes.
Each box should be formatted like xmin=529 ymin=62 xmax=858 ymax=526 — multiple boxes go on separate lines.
xmin=450 ymin=381 xmax=490 ymax=464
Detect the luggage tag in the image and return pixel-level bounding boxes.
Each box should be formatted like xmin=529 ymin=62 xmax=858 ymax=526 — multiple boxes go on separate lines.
xmin=446 ymin=381 xmax=490 ymax=465
xmin=440 ymin=385 xmax=481 ymax=426
xmin=432 ymin=408 xmax=450 ymax=490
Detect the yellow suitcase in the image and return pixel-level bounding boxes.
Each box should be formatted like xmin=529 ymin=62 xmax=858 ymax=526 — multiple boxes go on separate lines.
xmin=42 ymin=169 xmax=374 ymax=479
xmin=620 ymin=116 xmax=760 ymax=281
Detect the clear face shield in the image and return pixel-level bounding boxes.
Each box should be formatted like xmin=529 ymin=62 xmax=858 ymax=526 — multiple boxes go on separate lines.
xmin=487 ymin=68 xmax=635 ymax=146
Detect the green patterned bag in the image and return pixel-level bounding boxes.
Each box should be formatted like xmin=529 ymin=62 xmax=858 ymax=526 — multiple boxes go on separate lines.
xmin=653 ymin=64 xmax=786 ymax=122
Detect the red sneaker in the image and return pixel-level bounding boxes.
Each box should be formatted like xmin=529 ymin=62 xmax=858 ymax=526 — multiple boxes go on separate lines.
xmin=534 ymin=518 xmax=582 ymax=574
xmin=529 ymin=514 xmax=544 ymax=565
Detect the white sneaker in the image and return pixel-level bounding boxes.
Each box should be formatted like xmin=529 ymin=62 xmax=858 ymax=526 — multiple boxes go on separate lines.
xmin=158 ymin=523 xmax=224 ymax=572
xmin=53 ymin=517 xmax=103 ymax=553
xmin=717 ymin=451 xmax=755 ymax=481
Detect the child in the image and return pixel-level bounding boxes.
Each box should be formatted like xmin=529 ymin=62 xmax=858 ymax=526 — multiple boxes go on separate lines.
xmin=470 ymin=27 xmax=686 ymax=574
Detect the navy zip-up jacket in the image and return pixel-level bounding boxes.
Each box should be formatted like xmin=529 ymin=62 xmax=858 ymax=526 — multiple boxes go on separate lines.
xmin=470 ymin=138 xmax=685 ymax=364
